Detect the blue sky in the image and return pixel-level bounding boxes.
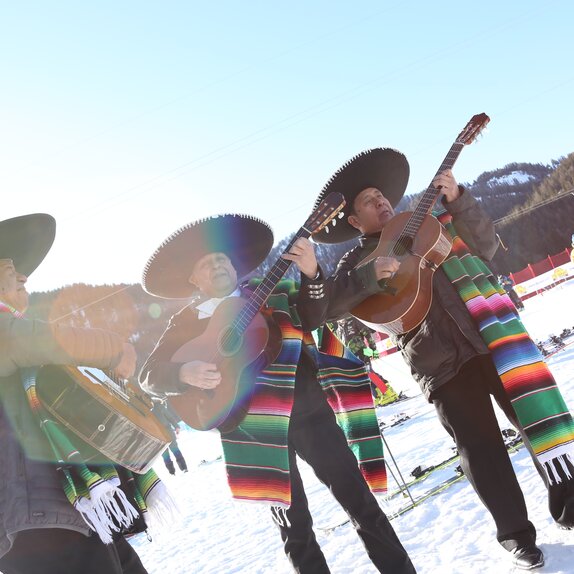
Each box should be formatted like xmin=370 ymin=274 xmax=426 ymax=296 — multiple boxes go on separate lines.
xmin=2 ymin=0 xmax=573 ymax=292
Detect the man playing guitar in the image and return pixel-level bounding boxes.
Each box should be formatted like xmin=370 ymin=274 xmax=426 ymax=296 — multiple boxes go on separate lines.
xmin=139 ymin=213 xmax=416 ymax=574
xmin=313 ymin=147 xmax=574 ymax=571
xmin=0 ymin=214 xmax=148 ymax=574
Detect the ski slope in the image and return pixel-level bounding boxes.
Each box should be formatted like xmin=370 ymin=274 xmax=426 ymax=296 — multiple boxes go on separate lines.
xmin=132 ymin=279 xmax=574 ymax=574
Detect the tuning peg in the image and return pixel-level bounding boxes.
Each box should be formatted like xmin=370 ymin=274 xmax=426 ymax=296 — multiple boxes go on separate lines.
xmin=332 ymin=219 xmax=337 ymax=226
xmin=338 ymin=212 xmax=344 ymax=219
xmin=325 ymin=226 xmax=330 ymax=233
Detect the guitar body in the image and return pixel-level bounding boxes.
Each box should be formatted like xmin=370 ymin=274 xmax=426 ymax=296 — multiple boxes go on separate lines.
xmin=350 ymin=112 xmax=490 ymax=336
xmin=170 ymin=297 xmax=270 ymax=431
xmin=36 ymin=365 xmax=172 ymax=473
xmin=351 ymin=212 xmax=453 ymax=335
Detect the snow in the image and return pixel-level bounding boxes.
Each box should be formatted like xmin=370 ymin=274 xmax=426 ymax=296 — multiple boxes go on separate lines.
xmin=487 ymin=171 xmax=535 ymax=187
xmin=131 ymin=280 xmax=574 ymax=574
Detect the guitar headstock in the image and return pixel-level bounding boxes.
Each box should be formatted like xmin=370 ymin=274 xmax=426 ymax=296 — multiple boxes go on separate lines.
xmin=456 ymin=113 xmax=490 ymax=145
xmin=305 ymin=192 xmax=346 ymax=235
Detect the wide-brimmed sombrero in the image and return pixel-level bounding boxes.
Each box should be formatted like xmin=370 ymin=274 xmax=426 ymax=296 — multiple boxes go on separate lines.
xmin=313 ymin=148 xmax=409 ymax=244
xmin=0 ymin=214 xmax=56 ymax=276
xmin=142 ymin=214 xmax=274 ymax=299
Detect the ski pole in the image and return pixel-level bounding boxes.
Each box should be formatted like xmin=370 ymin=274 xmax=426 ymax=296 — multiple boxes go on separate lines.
xmin=380 ymin=431 xmax=415 ymax=506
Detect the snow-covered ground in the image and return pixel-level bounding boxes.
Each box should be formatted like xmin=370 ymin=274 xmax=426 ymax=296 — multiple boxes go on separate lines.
xmin=131 ymin=280 xmax=574 ymax=574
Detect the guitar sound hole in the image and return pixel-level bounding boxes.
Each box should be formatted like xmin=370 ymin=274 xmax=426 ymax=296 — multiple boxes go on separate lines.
xmin=218 ymin=327 xmax=242 ymax=357
xmin=392 ymin=236 xmax=413 ymax=257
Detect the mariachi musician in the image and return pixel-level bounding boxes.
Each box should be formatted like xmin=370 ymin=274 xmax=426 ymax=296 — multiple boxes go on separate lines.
xmin=311 ymin=148 xmax=574 ymax=571
xmin=139 ymin=213 xmax=416 ymax=574
xmin=0 ymin=214 xmax=149 ymax=574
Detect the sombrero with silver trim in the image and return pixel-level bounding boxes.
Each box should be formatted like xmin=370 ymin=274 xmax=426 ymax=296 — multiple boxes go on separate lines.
xmin=142 ymin=214 xmax=274 ymax=299
xmin=0 ymin=213 xmax=56 ymax=276
xmin=313 ymin=148 xmax=409 ymax=244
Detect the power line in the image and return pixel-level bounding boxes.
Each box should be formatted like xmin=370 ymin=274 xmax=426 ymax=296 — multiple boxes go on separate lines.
xmin=494 ymin=187 xmax=574 ymax=225
xmin=42 ymin=186 xmax=574 ymax=319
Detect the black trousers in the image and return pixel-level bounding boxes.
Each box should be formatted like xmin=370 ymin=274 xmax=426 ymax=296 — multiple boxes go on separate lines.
xmin=272 ymin=408 xmax=416 ymax=574
xmin=162 ymin=439 xmax=188 ymax=472
xmin=431 ymin=355 xmax=538 ymax=550
xmin=0 ymin=529 xmax=148 ymax=574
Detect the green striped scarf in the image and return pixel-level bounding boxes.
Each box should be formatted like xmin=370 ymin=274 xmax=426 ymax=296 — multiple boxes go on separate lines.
xmin=220 ymin=279 xmax=386 ymax=506
xmin=435 ymin=209 xmax=574 ymax=485
xmin=19 ymin=366 xmax=177 ymax=543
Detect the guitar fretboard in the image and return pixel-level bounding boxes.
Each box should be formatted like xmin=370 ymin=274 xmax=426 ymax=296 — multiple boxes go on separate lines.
xmin=232 ymin=226 xmax=311 ymax=336
xmin=403 ymin=141 xmax=465 ymax=237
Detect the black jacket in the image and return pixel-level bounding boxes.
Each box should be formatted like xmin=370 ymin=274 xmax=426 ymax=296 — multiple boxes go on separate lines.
xmin=139 ymin=275 xmax=331 ymax=409
xmin=320 ymin=189 xmax=499 ymax=399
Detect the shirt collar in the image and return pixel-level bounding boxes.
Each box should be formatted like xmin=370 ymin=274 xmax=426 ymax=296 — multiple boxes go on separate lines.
xmin=195 ymin=288 xmax=241 ymax=319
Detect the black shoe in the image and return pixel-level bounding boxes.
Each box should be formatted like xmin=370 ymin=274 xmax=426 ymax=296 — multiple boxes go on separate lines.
xmin=511 ymin=544 xmax=544 ymax=570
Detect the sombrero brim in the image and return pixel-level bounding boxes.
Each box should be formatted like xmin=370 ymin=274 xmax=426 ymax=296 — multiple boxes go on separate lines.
xmin=142 ymin=214 xmax=274 ymax=299
xmin=0 ymin=214 xmax=56 ymax=276
xmin=313 ymin=148 xmax=409 ymax=244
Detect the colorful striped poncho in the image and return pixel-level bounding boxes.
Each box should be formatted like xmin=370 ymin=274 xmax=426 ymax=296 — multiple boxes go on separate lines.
xmin=435 ymin=209 xmax=574 ymax=485
xmin=220 ymin=279 xmax=387 ymax=507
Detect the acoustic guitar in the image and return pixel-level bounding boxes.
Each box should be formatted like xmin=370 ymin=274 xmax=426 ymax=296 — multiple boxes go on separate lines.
xmin=351 ymin=113 xmax=490 ymax=336
xmin=170 ymin=192 xmax=346 ymax=432
xmin=36 ymin=365 xmax=172 ymax=473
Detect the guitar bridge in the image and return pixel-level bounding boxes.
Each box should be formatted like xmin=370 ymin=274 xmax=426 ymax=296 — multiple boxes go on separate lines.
xmin=407 ymin=248 xmax=437 ymax=272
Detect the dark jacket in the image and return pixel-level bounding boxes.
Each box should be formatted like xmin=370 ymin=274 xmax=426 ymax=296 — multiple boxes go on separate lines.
xmin=139 ymin=275 xmax=328 ymax=398
xmin=0 ymin=313 xmax=124 ymax=558
xmin=321 ymin=189 xmax=499 ymax=399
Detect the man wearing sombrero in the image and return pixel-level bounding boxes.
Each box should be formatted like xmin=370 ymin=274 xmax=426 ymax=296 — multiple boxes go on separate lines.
xmin=0 ymin=214 xmax=150 ymax=574
xmin=314 ymin=148 xmax=574 ymax=570
xmin=139 ymin=213 xmax=417 ymax=573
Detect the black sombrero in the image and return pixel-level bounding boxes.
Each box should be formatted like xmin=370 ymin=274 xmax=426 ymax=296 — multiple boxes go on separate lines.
xmin=142 ymin=214 xmax=274 ymax=299
xmin=313 ymin=148 xmax=409 ymax=244
xmin=0 ymin=213 xmax=56 ymax=276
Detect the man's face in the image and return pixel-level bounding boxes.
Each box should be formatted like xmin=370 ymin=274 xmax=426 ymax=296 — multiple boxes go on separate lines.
xmin=0 ymin=259 xmax=29 ymax=312
xmin=189 ymin=252 xmax=238 ymax=298
xmin=348 ymin=187 xmax=394 ymax=235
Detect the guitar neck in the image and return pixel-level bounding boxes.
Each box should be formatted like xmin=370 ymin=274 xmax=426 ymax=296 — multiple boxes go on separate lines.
xmin=234 ymin=227 xmax=311 ymax=334
xmin=406 ymin=141 xmax=465 ymax=233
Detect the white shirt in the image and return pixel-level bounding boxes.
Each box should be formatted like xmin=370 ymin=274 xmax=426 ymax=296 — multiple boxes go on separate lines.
xmin=195 ymin=288 xmax=241 ymax=320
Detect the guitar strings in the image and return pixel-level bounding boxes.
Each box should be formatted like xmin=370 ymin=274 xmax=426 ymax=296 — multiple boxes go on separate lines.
xmin=380 ymin=143 xmax=465 ymax=260
xmin=214 ymin=234 xmax=301 ymax=360
xmin=215 ymin=195 xmax=341 ymax=355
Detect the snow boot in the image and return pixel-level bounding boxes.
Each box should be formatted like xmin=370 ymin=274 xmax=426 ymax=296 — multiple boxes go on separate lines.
xmin=511 ymin=544 xmax=544 ymax=570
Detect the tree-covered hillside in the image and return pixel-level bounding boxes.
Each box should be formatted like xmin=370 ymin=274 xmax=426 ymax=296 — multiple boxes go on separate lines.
xmin=28 ymin=153 xmax=574 ymax=362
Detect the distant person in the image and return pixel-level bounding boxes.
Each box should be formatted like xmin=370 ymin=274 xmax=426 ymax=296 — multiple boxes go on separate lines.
xmin=153 ymin=400 xmax=188 ymax=474
xmin=139 ymin=213 xmax=416 ymax=574
xmin=0 ymin=214 xmax=150 ymax=574
xmin=498 ymin=274 xmax=525 ymax=311
xmin=312 ymin=148 xmax=574 ymax=571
